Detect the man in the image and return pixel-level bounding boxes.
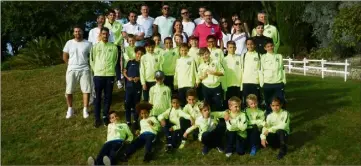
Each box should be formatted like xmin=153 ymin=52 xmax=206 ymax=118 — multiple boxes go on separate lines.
xmin=194 ymin=6 xmax=218 ymax=25
xmin=88 ymin=14 xmax=115 ymax=45
xmin=137 ymin=4 xmax=154 ymax=42
xmin=104 ymin=10 xmax=124 ymax=89
xmin=114 ymin=8 xmax=128 ymax=25
xmin=181 ymin=8 xmax=195 ymax=37
xmin=251 ymin=11 xmax=280 ymax=53
xmin=253 ymin=21 xmax=272 ymax=55
xmin=193 ymin=11 xmax=223 ymax=48
xmin=90 ymin=27 xmax=118 ymax=128
xmin=122 ymin=11 xmax=145 ymax=47
xmin=63 ymin=25 xmax=92 ymax=119
xmin=153 ymin=4 xmax=176 ymax=43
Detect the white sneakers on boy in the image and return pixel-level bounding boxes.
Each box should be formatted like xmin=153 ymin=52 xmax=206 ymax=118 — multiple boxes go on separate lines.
xmin=103 ymin=156 xmax=111 ymax=166
xmin=83 ymin=108 xmax=89 ymax=119
xmin=66 ymin=108 xmax=73 ymax=119
xmin=117 ymin=80 xmax=123 ymax=89
xmin=87 ymin=156 xmax=95 ymax=166
xmin=226 ymin=153 xmax=232 ymax=158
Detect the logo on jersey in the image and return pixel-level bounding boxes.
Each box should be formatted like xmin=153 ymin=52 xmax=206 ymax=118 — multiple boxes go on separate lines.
xmin=163 ymin=91 xmax=166 ymax=95
xmin=211 ymin=63 xmax=215 ymax=67
xmin=155 ymin=58 xmax=158 ymax=63
xmin=187 ymin=61 xmax=191 ymax=65
xmin=268 ymin=30 xmax=271 ymax=34
xmin=211 ymin=28 xmax=215 ymax=34
xmin=276 ymin=58 xmax=279 ymax=62
xmin=254 ymin=58 xmax=259 ymax=61
xmin=172 ymin=52 xmax=175 ymax=56
xmin=215 ymin=53 xmax=218 ymax=57
xmin=236 ymin=61 xmax=240 ymax=65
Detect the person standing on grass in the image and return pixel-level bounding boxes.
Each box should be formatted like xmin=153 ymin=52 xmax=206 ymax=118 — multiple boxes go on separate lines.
xmin=194 ymin=6 xmax=219 ymax=25
xmin=63 ymin=25 xmax=92 ymax=119
xmin=122 ymin=11 xmax=145 ymax=47
xmin=153 ymin=4 xmax=176 ymax=44
xmin=137 ymin=4 xmax=155 ymax=44
xmin=115 ymin=8 xmax=128 ymax=25
xmin=90 ymin=27 xmax=118 ymax=128
xmin=181 ymin=8 xmax=195 ymax=37
xmin=193 ymin=11 xmax=223 ymax=49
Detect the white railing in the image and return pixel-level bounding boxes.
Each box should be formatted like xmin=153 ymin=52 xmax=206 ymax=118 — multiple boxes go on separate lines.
xmin=283 ymin=58 xmax=350 ymax=82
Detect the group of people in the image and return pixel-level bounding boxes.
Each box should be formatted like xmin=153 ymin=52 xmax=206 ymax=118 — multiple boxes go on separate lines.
xmin=62 ymin=4 xmax=288 ymax=166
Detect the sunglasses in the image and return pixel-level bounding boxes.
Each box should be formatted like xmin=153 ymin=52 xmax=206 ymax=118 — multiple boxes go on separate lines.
xmin=221 ymin=21 xmax=227 ymax=24
xmin=181 ymin=12 xmax=188 ymax=15
xmin=163 ymin=7 xmax=169 ymax=10
xmin=234 ymin=23 xmax=242 ymax=26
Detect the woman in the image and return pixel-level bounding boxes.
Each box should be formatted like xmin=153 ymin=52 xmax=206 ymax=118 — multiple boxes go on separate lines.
xmin=230 ymin=19 xmax=247 ymax=55
xmin=172 ymin=20 xmax=188 ymax=48
xmin=219 ymin=17 xmax=231 ymax=54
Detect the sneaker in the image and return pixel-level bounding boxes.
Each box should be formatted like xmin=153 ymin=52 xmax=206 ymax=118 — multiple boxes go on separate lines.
xmin=94 ymin=120 xmax=101 ymax=128
xmin=202 ymin=146 xmax=209 ymax=155
xmin=225 ymin=153 xmax=232 ymax=158
xmin=165 ymin=144 xmax=172 ymax=152
xmin=103 ymin=155 xmax=111 ymax=166
xmin=87 ymin=156 xmax=95 ymax=166
xmin=216 ymin=147 xmax=224 ymax=153
xmin=103 ymin=118 xmax=109 ymax=127
xmin=66 ymin=108 xmax=73 ymax=119
xmin=178 ymin=140 xmax=186 ymax=149
xmin=83 ymin=108 xmax=89 ymax=119
xmin=250 ymin=146 xmax=257 ymax=156
xmin=117 ymin=80 xmax=123 ymax=89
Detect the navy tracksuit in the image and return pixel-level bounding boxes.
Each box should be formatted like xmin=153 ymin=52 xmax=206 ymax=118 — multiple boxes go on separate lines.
xmin=124 ymin=60 xmax=142 ymax=124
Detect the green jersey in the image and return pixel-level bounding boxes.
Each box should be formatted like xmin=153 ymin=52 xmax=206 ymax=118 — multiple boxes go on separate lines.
xmin=260 ymin=109 xmax=290 ymax=140
xmin=158 ymin=107 xmax=192 ymax=130
xmin=104 ymin=19 xmax=123 ymax=46
xmin=107 ymin=122 xmax=134 ymax=142
xmin=198 ymin=60 xmax=224 ymax=88
xmin=162 ymin=48 xmax=180 ymax=76
xmin=140 ymin=116 xmax=160 ymax=135
xmin=140 ymin=52 xmax=164 ymax=85
xmin=174 ymin=56 xmax=199 ymax=88
xmin=149 ymin=83 xmax=171 ymax=116
xmin=260 ymin=52 xmax=286 ymax=86
xmin=90 ymin=41 xmax=118 ymax=76
xmin=245 ymin=108 xmax=265 ymax=129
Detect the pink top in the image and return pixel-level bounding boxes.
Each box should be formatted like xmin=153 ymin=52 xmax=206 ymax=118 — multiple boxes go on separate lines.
xmin=193 ymin=23 xmax=222 ymax=48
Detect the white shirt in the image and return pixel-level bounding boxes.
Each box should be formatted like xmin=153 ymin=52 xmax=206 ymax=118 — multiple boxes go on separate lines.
xmin=182 ymin=21 xmax=195 ymax=37
xmin=88 ymin=27 xmax=115 ymax=45
xmin=194 ymin=17 xmax=218 ymax=25
xmin=63 ymin=39 xmax=92 ymax=71
xmin=218 ymin=31 xmax=231 ymax=51
xmin=137 ymin=15 xmax=154 ymax=38
xmin=122 ymin=22 xmax=145 ymax=47
xmin=172 ymin=32 xmax=188 ymax=48
xmin=154 ymin=15 xmax=176 ymax=42
xmin=230 ymin=32 xmax=247 ymax=55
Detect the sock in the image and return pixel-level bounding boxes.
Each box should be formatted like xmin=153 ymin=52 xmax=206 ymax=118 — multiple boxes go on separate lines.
xmin=68 ymin=107 xmax=73 ymax=111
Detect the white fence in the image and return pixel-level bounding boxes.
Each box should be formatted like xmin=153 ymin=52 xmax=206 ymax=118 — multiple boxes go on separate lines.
xmin=283 ymin=58 xmax=350 ymax=82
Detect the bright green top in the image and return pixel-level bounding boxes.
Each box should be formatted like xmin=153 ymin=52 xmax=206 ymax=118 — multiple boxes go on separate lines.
xmin=90 ymin=41 xmax=118 ymax=76
xmin=140 ymin=52 xmax=164 ymax=85
xmin=182 ymin=102 xmax=202 ymax=120
xmin=162 ymin=48 xmax=180 ymax=76
xmin=154 ymin=46 xmax=164 ymax=56
xmin=198 ymin=60 xmax=224 ymax=88
xmin=149 ymin=83 xmax=171 ymax=116
xmin=104 ymin=19 xmax=123 ymax=46
xmin=208 ymin=47 xmax=224 ymax=64
xmin=260 ymin=109 xmax=290 ymax=140
xmin=260 ymin=52 xmax=286 ymax=86
xmin=185 ymin=115 xmax=219 ymax=141
xmin=241 ymin=51 xmax=262 ymax=86
xmin=189 ymin=47 xmax=200 ymax=67
xmin=224 ymin=110 xmax=248 ymax=138
xmin=106 ymin=122 xmax=134 ymax=142
xmin=158 ymin=107 xmax=192 ymax=130
xmin=140 ymin=116 xmax=160 ymax=135
xmin=123 ymin=46 xmax=135 ymax=67
xmin=222 ymin=54 xmax=242 ymax=88
xmin=174 ymin=56 xmax=199 ymax=88
xmin=245 ymin=108 xmax=265 ymax=129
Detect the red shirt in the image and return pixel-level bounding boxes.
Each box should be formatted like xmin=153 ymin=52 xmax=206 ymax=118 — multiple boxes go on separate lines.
xmin=193 ymin=23 xmax=222 ymax=48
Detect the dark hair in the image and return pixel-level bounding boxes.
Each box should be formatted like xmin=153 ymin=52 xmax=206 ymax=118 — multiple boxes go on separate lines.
xmin=144 ymin=39 xmax=155 ymax=47
xmin=171 ymin=94 xmax=179 ymax=100
xmin=189 ymin=36 xmax=199 ymax=41
xmin=109 ymin=111 xmax=120 ymax=118
xmin=271 ymin=96 xmax=283 ymax=105
xmin=172 ymin=20 xmax=183 ymax=34
xmin=174 ymin=33 xmax=183 ymax=40
xmin=258 ymin=10 xmax=267 ymax=15
xmin=186 ymin=89 xmax=197 ymax=98
xmin=179 ymin=43 xmax=189 ymax=49
xmin=136 ymin=101 xmax=153 ymax=114
xmin=101 ymin=27 xmax=110 ymax=33
xmin=206 ymin=35 xmax=216 ymax=41
xmin=219 ymin=17 xmax=230 ymax=34
xmin=199 ymin=47 xmax=210 ymax=55
xmin=73 ymin=25 xmax=83 ymax=31
xmin=152 ymin=33 xmax=161 ymax=39
xmin=127 ymin=34 xmax=135 ymax=39
xmin=256 ymin=21 xmax=264 ymax=27
xmin=246 ymin=37 xmax=255 ymax=44
xmin=199 ymin=6 xmax=207 ymax=10
xmin=227 ymin=40 xmax=236 ymax=47
xmin=265 ymin=38 xmax=274 ymax=45
xmin=164 ymin=37 xmax=172 ymax=43
xmin=129 ymin=11 xmax=137 ymax=16
xmin=107 ymin=9 xmax=116 ymax=15
xmin=232 ymin=12 xmax=239 ymax=17
xmin=135 ymin=46 xmax=146 ymax=54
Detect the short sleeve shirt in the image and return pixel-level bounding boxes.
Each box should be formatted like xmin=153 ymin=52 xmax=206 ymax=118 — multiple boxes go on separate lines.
xmin=63 ymin=39 xmax=92 ymax=71
xmin=182 ymin=21 xmax=196 ymax=37
xmin=137 ymin=15 xmax=154 ymax=38
xmin=154 ymin=16 xmax=176 ymax=42
xmin=193 ymin=23 xmax=222 ymax=48
xmin=122 ymin=23 xmax=145 ymax=47
xmin=88 ymin=27 xmax=115 ymax=45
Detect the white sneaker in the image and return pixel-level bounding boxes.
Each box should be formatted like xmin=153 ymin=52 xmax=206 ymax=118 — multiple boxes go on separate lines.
xmin=66 ymin=109 xmax=73 ymax=119
xmin=178 ymin=140 xmax=186 ymax=149
xmin=103 ymin=155 xmax=111 ymax=166
xmin=83 ymin=108 xmax=89 ymax=119
xmin=117 ymin=80 xmax=123 ymax=89
xmin=226 ymin=153 xmax=232 ymax=158
xmin=87 ymin=156 xmax=95 ymax=166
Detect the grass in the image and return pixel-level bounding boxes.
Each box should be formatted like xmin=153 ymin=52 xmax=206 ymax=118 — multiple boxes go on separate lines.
xmin=1 ymin=64 xmax=361 ymax=165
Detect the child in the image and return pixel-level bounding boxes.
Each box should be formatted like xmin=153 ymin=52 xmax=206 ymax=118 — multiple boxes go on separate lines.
xmin=162 ymin=37 xmax=179 ymax=93
xmin=158 ymin=95 xmax=192 ymax=152
xmin=183 ymin=102 xmax=225 ymax=155
xmin=245 ymin=94 xmax=265 ymax=156
xmin=123 ymin=34 xmax=136 ymax=70
xmin=174 ymin=43 xmax=199 ymax=107
xmin=223 ymin=96 xmax=248 ymax=157
xmin=206 ymin=35 xmax=224 ymax=64
xmin=260 ymin=39 xmax=286 ymax=115
xmin=188 ymin=36 xmax=200 ymax=67
xmin=120 ymin=102 xmax=161 ymax=162
xmin=123 ymin=46 xmax=144 ymax=126
xmin=230 ymin=19 xmax=247 ymax=55
xmin=149 ymin=70 xmax=171 ymax=117
xmin=88 ymin=111 xmax=133 ymax=166
xmin=173 ymin=33 xmax=184 ymax=48
xmin=253 ymin=22 xmax=272 ymax=55
xmin=261 ymin=97 xmax=290 ymax=160
xmin=197 ymin=47 xmax=224 ymax=111
xmin=242 ymin=38 xmax=262 ymax=108
xmin=153 ymin=33 xmax=164 ymax=55
xmin=140 ymin=40 xmax=164 ymax=101
xmin=222 ymin=41 xmax=242 ymax=103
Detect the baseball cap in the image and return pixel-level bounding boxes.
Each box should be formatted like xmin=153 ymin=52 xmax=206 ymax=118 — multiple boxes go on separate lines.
xmin=154 ymin=70 xmax=165 ymax=79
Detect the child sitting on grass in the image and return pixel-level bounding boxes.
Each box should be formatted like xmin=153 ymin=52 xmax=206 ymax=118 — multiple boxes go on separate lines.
xmin=87 ymin=111 xmax=133 ymax=166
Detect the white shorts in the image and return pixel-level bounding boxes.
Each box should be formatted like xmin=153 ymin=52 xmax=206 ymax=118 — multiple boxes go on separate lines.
xmin=65 ymin=70 xmax=91 ymax=94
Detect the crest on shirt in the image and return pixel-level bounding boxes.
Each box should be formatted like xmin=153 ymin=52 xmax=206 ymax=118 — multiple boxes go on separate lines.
xmin=276 ymin=58 xmax=279 ymax=62
xmin=215 ymin=53 xmax=218 ymax=57
xmin=211 ymin=63 xmax=215 ymax=67
xmin=108 ymin=48 xmax=112 ymax=52
xmin=155 ymin=58 xmax=159 ymax=63
xmin=236 ymin=61 xmax=240 ymax=65
xmin=163 ymin=91 xmax=166 ymax=95
xmin=254 ymin=57 xmax=259 ymax=61
xmin=172 ymin=52 xmax=175 ymax=56
xmin=268 ymin=30 xmax=271 ymax=34
xmin=187 ymin=61 xmax=191 ymax=65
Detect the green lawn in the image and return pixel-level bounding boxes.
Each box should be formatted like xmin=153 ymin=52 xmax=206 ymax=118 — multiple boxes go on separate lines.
xmin=2 ymin=64 xmax=361 ymax=165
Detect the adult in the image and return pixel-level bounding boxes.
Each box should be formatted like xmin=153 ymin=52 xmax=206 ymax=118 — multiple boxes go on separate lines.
xmin=104 ymin=9 xmax=124 ymax=89
xmin=194 ymin=6 xmax=219 ymax=25
xmin=230 ymin=12 xmax=239 ymax=33
xmin=251 ymin=11 xmax=280 ymax=53
xmin=114 ymin=8 xmax=128 ymax=25
xmin=153 ymin=4 xmax=176 ymax=43
xmin=172 ymin=20 xmax=188 ymax=47
xmin=88 ymin=14 xmax=115 ymax=45
xmin=180 ymin=8 xmax=195 ymax=37
xmin=90 ymin=27 xmax=118 ymax=128
xmin=122 ymin=11 xmax=145 ymax=47
xmin=137 ymin=4 xmax=154 ymax=42
xmin=63 ymin=25 xmax=92 ymax=119
xmin=219 ymin=17 xmax=231 ymax=51
xmin=193 ymin=11 xmax=223 ymax=48
xmin=230 ymin=19 xmax=247 ymax=55
xmin=253 ymin=21 xmax=272 ymax=55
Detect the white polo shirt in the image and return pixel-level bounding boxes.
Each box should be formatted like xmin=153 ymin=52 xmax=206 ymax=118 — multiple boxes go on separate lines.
xmin=194 ymin=17 xmax=219 ymax=25
xmin=182 ymin=21 xmax=195 ymax=37
xmin=63 ymin=39 xmax=92 ymax=71
xmin=122 ymin=22 xmax=145 ymax=47
xmin=230 ymin=32 xmax=247 ymax=55
xmin=88 ymin=27 xmax=115 ymax=45
xmin=154 ymin=15 xmax=176 ymax=42
xmin=137 ymin=15 xmax=154 ymax=38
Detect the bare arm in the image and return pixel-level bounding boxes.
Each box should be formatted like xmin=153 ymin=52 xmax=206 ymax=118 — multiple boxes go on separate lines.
xmin=153 ymin=24 xmax=158 ymax=36
xmin=63 ymin=52 xmax=69 ymax=64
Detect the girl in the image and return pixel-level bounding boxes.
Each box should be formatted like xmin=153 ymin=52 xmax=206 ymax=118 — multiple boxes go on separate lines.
xmin=230 ymin=19 xmax=247 ymax=55
xmin=219 ymin=17 xmax=231 ymax=54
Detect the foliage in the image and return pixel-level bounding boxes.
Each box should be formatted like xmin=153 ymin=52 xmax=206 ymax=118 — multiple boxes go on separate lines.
xmin=308 ymin=47 xmax=334 ymax=60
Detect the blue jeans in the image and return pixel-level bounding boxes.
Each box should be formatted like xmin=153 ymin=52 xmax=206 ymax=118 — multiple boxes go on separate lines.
xmin=94 ymin=76 xmax=114 ymax=122
xmin=125 ymin=132 xmax=156 ymax=156
xmin=225 ymin=131 xmax=245 ymax=155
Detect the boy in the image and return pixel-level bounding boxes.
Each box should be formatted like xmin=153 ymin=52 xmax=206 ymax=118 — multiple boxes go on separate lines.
xmin=174 ymin=43 xmax=199 ymax=107
xmin=162 ymin=37 xmax=179 ymax=93
xmin=88 ymin=111 xmax=133 ymax=166
xmin=261 ymin=97 xmax=290 ymax=160
xmin=253 ymin=22 xmax=272 ymax=55
xmin=222 ymin=41 xmax=242 ymax=103
xmin=120 ymin=102 xmax=160 ymax=162
xmin=260 ymin=39 xmax=286 ymax=115
xmin=188 ymin=36 xmax=201 ymax=67
xmin=123 ymin=34 xmax=136 ymax=74
xmin=149 ymin=70 xmax=172 ymax=117
xmin=153 ymin=33 xmax=164 ymax=55
xmin=140 ymin=40 xmax=164 ymax=101
xmin=245 ymin=94 xmax=264 ymax=156
xmin=224 ymin=96 xmax=248 ymax=157
xmin=123 ymin=46 xmax=145 ymax=126
xmin=197 ymin=47 xmax=224 ymax=111
xmin=173 ymin=34 xmax=184 ymax=48
xmin=242 ymin=38 xmax=262 ymax=108
xmin=207 ymin=35 xmax=224 ymax=64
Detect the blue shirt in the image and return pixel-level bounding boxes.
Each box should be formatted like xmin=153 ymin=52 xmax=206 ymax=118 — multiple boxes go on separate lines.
xmin=116 ymin=18 xmax=128 ymax=25
xmin=125 ymin=60 xmax=141 ymax=88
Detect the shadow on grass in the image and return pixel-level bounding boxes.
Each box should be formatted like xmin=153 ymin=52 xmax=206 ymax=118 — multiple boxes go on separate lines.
xmin=288 ymin=124 xmax=325 ymax=153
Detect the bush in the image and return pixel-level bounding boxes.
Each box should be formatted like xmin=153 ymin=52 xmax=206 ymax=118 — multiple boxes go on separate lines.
xmin=308 ymin=47 xmax=335 ymax=60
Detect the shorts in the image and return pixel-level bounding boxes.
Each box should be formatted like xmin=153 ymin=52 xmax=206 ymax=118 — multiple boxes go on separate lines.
xmin=65 ymin=70 xmax=91 ymax=94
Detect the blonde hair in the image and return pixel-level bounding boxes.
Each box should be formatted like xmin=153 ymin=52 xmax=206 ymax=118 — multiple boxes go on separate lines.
xmin=246 ymin=94 xmax=258 ymax=102
xmin=198 ymin=47 xmax=210 ymax=56
xmin=228 ymin=96 xmax=242 ymax=105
